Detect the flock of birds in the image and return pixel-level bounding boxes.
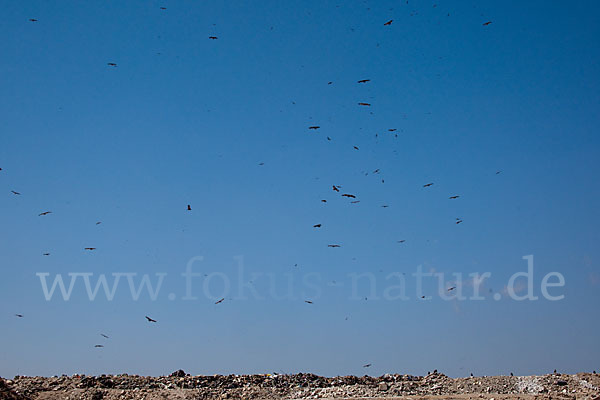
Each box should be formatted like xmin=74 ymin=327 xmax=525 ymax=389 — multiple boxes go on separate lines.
xmin=6 ymin=3 xmax=501 ymax=369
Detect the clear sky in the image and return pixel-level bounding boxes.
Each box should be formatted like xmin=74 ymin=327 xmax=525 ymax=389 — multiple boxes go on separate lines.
xmin=1 ymin=0 xmax=599 ymax=378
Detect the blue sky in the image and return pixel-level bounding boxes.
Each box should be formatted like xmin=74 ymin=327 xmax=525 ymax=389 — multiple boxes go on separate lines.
xmin=1 ymin=0 xmax=599 ymax=378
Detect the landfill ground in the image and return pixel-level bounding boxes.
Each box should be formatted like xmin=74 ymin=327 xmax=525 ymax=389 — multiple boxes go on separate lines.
xmin=2 ymin=371 xmax=599 ymax=399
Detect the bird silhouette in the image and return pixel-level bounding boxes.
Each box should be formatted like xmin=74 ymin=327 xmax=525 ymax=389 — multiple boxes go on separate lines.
xmin=358 ymin=102 xmax=371 ymax=106
xmin=304 ymin=300 xmax=313 ymax=304
xmin=342 ymin=194 xmax=356 ymax=198
xmin=449 ymin=196 xmax=460 ymax=199
xmin=384 ymin=20 xmax=393 ymax=25
xmin=100 ymin=334 xmax=109 ymax=339
xmin=43 ymin=253 xmax=50 ymax=256
xmin=215 ymin=298 xmax=225 ymax=304
xmin=187 ymin=205 xmax=191 ymax=211
xmin=313 ymin=224 xmax=322 ymax=228
xmin=38 ymin=211 xmax=52 ymax=216
xmin=209 ymin=36 xmax=218 ymax=40
xmin=357 ymin=79 xmax=370 ymax=83
xmin=15 ymin=314 xmax=23 ymax=318
xmin=84 ymin=248 xmax=96 ymax=251
xmin=96 ymin=221 xmax=102 ymax=225
xmin=29 ymin=18 xmax=38 ymax=22
xmin=321 ymin=199 xmax=327 ymax=203
xmin=397 ymin=240 xmax=405 ymax=243
xmin=145 ymin=316 xmax=157 ymax=323
xmin=94 ymin=345 xmax=104 ymax=348
xmin=423 ymin=183 xmax=434 ymax=187
xmin=11 ymin=191 xmax=20 ymax=195
xmin=332 ymin=185 xmax=341 ymax=192
xmin=483 ymin=21 xmax=492 ymax=26
xmin=328 ymin=244 xmax=341 ymax=248
xmin=107 ymin=63 xmax=117 ymax=67
xmin=309 ymin=126 xmax=320 ymax=130
xmin=363 ymin=363 xmax=372 ymax=368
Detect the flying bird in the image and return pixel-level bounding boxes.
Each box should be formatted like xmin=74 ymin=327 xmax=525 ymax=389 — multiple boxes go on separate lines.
xmin=358 ymin=102 xmax=371 ymax=106
xmin=342 ymin=194 xmax=356 ymax=198
xmin=94 ymin=345 xmax=104 ymax=348
xmin=449 ymin=196 xmax=460 ymax=199
xmin=482 ymin=21 xmax=492 ymax=26
xmin=304 ymin=300 xmax=313 ymax=304
xmin=15 ymin=314 xmax=23 ymax=318
xmin=107 ymin=63 xmax=117 ymax=67
xmin=258 ymin=162 xmax=264 ymax=166
xmin=381 ymin=205 xmax=389 ymax=208
xmin=29 ymin=18 xmax=38 ymax=22
xmin=327 ymin=81 xmax=333 ymax=85
xmin=215 ymin=298 xmax=225 ymax=304
xmin=353 ymin=146 xmax=359 ymax=150
xmin=313 ymin=224 xmax=322 ymax=228
xmin=321 ymin=199 xmax=327 ymax=203
xmin=363 ymin=363 xmax=372 ymax=368
xmin=388 ymin=129 xmax=397 ymax=132
xmin=326 ymin=136 xmax=332 ymax=141
xmin=96 ymin=221 xmax=102 ymax=225
xmin=309 ymin=126 xmax=320 ymax=130
xmin=350 ymin=200 xmax=360 ymax=204
xmin=43 ymin=253 xmax=50 ymax=256
xmin=496 ymin=170 xmax=502 ymax=174
xmin=100 ymin=334 xmax=109 ymax=339
xmin=423 ymin=183 xmax=434 ymax=187
xmin=448 ymin=286 xmax=456 ymax=291
xmin=456 ymin=218 xmax=463 ymax=224
xmin=328 ymin=244 xmax=341 ymax=248
xmin=332 ymin=185 xmax=341 ymax=192
xmin=11 ymin=191 xmax=20 ymax=195
xmin=160 ymin=7 xmax=166 ymax=10
xmin=397 ymin=240 xmax=405 ymax=243
xmin=38 ymin=211 xmax=52 ymax=216
xmin=357 ymin=79 xmax=370 ymax=83
xmin=145 ymin=316 xmax=157 ymax=323
xmin=384 ymin=19 xmax=393 ymax=25
xmin=187 ymin=205 xmax=191 ymax=211
xmin=84 ymin=248 xmax=96 ymax=251
xmin=209 ymin=36 xmax=218 ymax=39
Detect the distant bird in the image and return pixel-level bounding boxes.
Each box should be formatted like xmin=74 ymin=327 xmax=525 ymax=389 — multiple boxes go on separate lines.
xmin=510 ymin=372 xmax=514 ymax=376
xmin=363 ymin=363 xmax=372 ymax=368
xmin=496 ymin=170 xmax=502 ymax=174
xmin=342 ymin=194 xmax=356 ymax=198
xmin=258 ymin=162 xmax=264 ymax=166
xmin=482 ymin=21 xmax=492 ymax=26
xmin=209 ymin=36 xmax=218 ymax=39
xmin=94 ymin=345 xmax=104 ymax=348
xmin=107 ymin=62 xmax=117 ymax=67
xmin=327 ymin=81 xmax=333 ymax=85
xmin=304 ymin=300 xmax=313 ymax=304
xmin=358 ymin=102 xmax=371 ymax=106
xmin=447 ymin=286 xmax=456 ymax=291
xmin=388 ymin=129 xmax=396 ymax=132
xmin=456 ymin=218 xmax=463 ymax=224
xmin=373 ymin=169 xmax=380 ymax=174
xmin=11 ymin=191 xmax=20 ymax=195
xmin=313 ymin=224 xmax=322 ymax=228
xmin=215 ymin=298 xmax=225 ymax=304
xmin=384 ymin=19 xmax=393 ymax=25
xmin=309 ymin=126 xmax=320 ymax=130
xmin=15 ymin=314 xmax=23 ymax=318
xmin=29 ymin=18 xmax=38 ymax=22
xmin=449 ymin=195 xmax=460 ymax=199
xmin=321 ymin=199 xmax=327 ymax=203
xmin=421 ymin=295 xmax=426 ymax=299
xmin=326 ymin=136 xmax=332 ymax=141
xmin=187 ymin=205 xmax=191 ymax=211
xmin=381 ymin=205 xmax=389 ymax=208
xmin=357 ymin=79 xmax=370 ymax=83
xmin=100 ymin=334 xmax=109 ymax=339
xmin=328 ymin=244 xmax=341 ymax=248
xmin=397 ymin=240 xmax=405 ymax=243
xmin=353 ymin=146 xmax=359 ymax=150
xmin=84 ymin=248 xmax=96 ymax=251
xmin=332 ymin=185 xmax=341 ymax=192
xmin=43 ymin=253 xmax=50 ymax=256
xmin=554 ymin=369 xmax=557 ymax=374
xmin=470 ymin=373 xmax=474 ymax=377
xmin=38 ymin=211 xmax=52 ymax=216
xmin=350 ymin=200 xmax=360 ymax=204
xmin=160 ymin=7 xmax=166 ymax=10
xmin=96 ymin=221 xmax=102 ymax=225
xmin=145 ymin=316 xmax=157 ymax=323
xmin=423 ymin=183 xmax=434 ymax=187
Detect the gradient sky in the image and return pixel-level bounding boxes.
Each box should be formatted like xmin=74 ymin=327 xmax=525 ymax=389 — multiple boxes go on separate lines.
xmin=1 ymin=0 xmax=599 ymax=378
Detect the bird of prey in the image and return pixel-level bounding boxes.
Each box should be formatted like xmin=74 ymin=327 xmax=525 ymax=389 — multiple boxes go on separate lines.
xmin=308 ymin=126 xmax=320 ymax=130
xmin=363 ymin=363 xmax=372 ymax=368
xmin=358 ymin=102 xmax=371 ymax=106
xmin=342 ymin=194 xmax=356 ymax=199
xmin=384 ymin=19 xmax=393 ymax=25
xmin=38 ymin=211 xmax=52 ymax=216
xmin=209 ymin=36 xmax=218 ymax=39
xmin=423 ymin=183 xmax=434 ymax=187
xmin=313 ymin=224 xmax=322 ymax=228
xmin=15 ymin=314 xmax=23 ymax=318
xmin=449 ymin=195 xmax=460 ymax=199
xmin=304 ymin=300 xmax=313 ymax=304
xmin=321 ymin=199 xmax=327 ymax=203
xmin=456 ymin=218 xmax=463 ymax=224
xmin=353 ymin=146 xmax=359 ymax=150
xmin=448 ymin=286 xmax=456 ymax=291
xmin=29 ymin=18 xmax=38 ymax=22
xmin=94 ymin=345 xmax=104 ymax=348
xmin=328 ymin=244 xmax=341 ymax=248
xmin=100 ymin=334 xmax=109 ymax=339
xmin=332 ymin=185 xmax=341 ymax=192
xmin=11 ymin=191 xmax=20 ymax=195
xmin=215 ymin=298 xmax=225 ymax=304
xmin=107 ymin=63 xmax=117 ymax=67
xmin=84 ymin=247 xmax=96 ymax=251
xmin=397 ymin=240 xmax=405 ymax=243
xmin=187 ymin=205 xmax=191 ymax=211
xmin=357 ymin=79 xmax=370 ymax=83
xmin=482 ymin=21 xmax=492 ymax=26
xmin=145 ymin=316 xmax=157 ymax=323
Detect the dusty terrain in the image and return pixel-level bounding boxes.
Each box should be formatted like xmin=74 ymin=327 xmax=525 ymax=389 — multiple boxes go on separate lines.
xmin=1 ymin=371 xmax=599 ymax=400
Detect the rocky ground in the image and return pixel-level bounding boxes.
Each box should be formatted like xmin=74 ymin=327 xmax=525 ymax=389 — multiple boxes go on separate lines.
xmin=1 ymin=371 xmax=599 ymax=400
